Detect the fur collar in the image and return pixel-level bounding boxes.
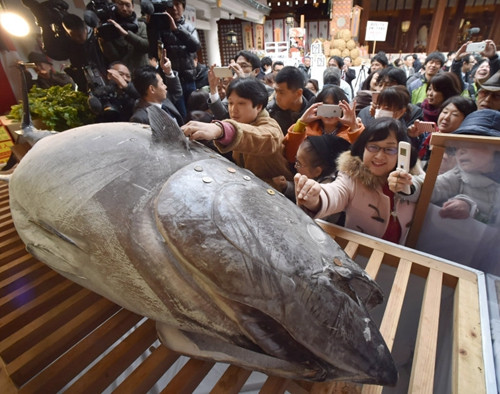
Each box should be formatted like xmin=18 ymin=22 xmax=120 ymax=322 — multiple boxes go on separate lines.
xmin=337 ymin=151 xmax=387 ymax=189
xmin=337 ymin=151 xmax=423 ymax=190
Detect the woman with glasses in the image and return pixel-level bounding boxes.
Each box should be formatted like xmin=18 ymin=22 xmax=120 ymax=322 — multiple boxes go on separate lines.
xmin=295 ymin=118 xmax=424 ymax=244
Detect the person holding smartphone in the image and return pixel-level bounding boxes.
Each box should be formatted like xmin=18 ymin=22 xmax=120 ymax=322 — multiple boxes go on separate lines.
xmin=295 ymin=118 xmax=423 ymax=245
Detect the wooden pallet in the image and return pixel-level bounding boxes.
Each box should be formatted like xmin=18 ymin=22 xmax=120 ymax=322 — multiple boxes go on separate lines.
xmin=0 ymin=180 xmax=494 ymax=393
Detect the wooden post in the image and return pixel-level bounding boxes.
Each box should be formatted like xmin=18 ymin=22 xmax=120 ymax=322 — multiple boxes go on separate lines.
xmin=427 ymin=0 xmax=447 ymax=52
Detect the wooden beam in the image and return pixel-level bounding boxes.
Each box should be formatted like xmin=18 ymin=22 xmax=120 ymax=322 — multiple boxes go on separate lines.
xmin=447 ymin=0 xmax=467 ymax=51
xmin=427 ymin=0 xmax=447 ymax=52
xmin=406 ymin=0 xmax=422 ymax=53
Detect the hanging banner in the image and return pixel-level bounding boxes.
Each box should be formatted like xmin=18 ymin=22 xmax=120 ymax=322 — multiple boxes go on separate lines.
xmin=244 ymin=24 xmax=254 ymax=49
xmin=289 ymin=27 xmax=306 ymax=58
xmin=255 ymin=24 xmax=264 ymax=50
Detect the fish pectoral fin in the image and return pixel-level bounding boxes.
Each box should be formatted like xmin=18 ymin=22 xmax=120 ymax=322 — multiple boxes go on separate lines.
xmin=29 ymin=219 xmax=85 ymax=251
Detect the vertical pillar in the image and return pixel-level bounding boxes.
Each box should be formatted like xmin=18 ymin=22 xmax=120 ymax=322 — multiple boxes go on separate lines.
xmin=358 ymin=0 xmax=370 ymax=46
xmin=406 ymin=0 xmax=422 ymax=53
xmin=206 ymin=18 xmax=221 ymax=66
xmin=445 ymin=0 xmax=466 ymax=51
xmin=427 ymin=0 xmax=447 ymax=52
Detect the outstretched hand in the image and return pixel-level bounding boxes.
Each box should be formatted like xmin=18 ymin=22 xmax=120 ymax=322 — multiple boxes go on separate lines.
xmin=387 ymin=169 xmax=413 ymax=194
xmin=294 ymin=173 xmax=322 ymax=213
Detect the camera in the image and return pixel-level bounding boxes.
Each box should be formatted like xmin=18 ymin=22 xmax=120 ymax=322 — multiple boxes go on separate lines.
xmin=143 ymin=0 xmax=174 ymax=34
xmin=85 ymin=0 xmax=139 ymax=41
xmin=84 ymin=66 xmax=122 ymax=121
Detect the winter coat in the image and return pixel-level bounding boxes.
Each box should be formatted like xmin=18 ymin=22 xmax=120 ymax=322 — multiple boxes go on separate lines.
xmin=431 ymin=166 xmax=500 ymax=225
xmin=214 ymin=109 xmax=293 ymax=185
xmin=283 ymin=119 xmax=363 ymax=163
xmin=100 ymin=20 xmax=149 ymax=73
xmin=151 ymin=17 xmax=201 ymax=84
xmin=312 ymin=151 xmax=423 ymax=244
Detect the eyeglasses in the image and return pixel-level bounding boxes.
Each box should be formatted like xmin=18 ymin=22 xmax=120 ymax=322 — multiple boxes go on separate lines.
xmin=477 ymin=89 xmax=500 ymax=100
xmin=294 ymin=160 xmax=305 ymax=168
xmin=365 ymin=144 xmax=398 ymax=155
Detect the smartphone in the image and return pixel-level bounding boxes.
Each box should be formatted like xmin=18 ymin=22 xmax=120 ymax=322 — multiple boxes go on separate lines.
xmin=157 ymin=40 xmax=164 ymax=62
xmin=397 ymin=141 xmax=411 ymax=194
xmin=416 ymin=121 xmax=436 ymax=134
xmin=466 ymin=41 xmax=486 ymax=53
xmin=371 ymin=91 xmax=380 ymax=104
xmin=213 ymin=67 xmax=233 ymax=78
xmin=317 ymin=104 xmax=342 ymax=118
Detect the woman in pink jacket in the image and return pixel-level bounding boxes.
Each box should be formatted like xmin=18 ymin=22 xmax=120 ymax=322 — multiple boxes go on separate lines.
xmin=295 ymin=118 xmax=424 ymax=244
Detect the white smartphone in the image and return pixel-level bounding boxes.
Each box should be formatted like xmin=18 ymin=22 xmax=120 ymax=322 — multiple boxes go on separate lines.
xmin=213 ymin=67 xmax=233 ymax=78
xmin=397 ymin=141 xmax=411 ymax=194
xmin=466 ymin=41 xmax=486 ymax=53
xmin=317 ymin=104 xmax=342 ymax=118
xmin=416 ymin=121 xmax=436 ymax=134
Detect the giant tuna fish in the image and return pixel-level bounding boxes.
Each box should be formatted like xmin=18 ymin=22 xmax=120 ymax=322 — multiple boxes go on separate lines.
xmin=6 ymin=106 xmax=397 ymax=385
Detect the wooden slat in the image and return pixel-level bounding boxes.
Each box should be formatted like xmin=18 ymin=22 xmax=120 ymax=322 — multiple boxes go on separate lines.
xmin=115 ymin=344 xmax=181 ymax=393
xmin=362 ymin=258 xmax=412 ymax=394
xmin=259 ymin=375 xmax=290 ymax=393
xmin=343 ymin=241 xmax=359 ymax=258
xmin=408 ymin=269 xmax=443 ymax=392
xmin=161 ymin=358 xmax=215 ymax=393
xmin=20 ymin=309 xmax=144 ymax=393
xmin=364 ymin=249 xmax=384 ymax=280
xmin=5 ymin=296 xmax=119 ymax=385
xmin=65 ymin=319 xmax=157 ymax=393
xmin=210 ymin=364 xmax=252 ymax=394
xmin=452 ymin=278 xmax=486 ymax=394
xmin=0 ymin=269 xmax=58 ymax=306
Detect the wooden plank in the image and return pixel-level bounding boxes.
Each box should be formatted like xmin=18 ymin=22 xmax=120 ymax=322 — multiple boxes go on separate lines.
xmin=343 ymin=241 xmax=359 ymax=259
xmin=311 ymin=381 xmax=360 ymax=393
xmin=210 ymin=364 xmax=252 ymax=394
xmin=65 ymin=318 xmax=157 ymax=393
xmin=6 ymin=296 xmax=119 ymax=386
xmin=259 ymin=375 xmax=290 ymax=393
xmin=0 ymin=269 xmax=57 ymax=306
xmin=317 ymin=222 xmax=478 ymax=283
xmin=452 ymin=278 xmax=486 ymax=394
xmin=361 ymin=259 xmax=412 ymax=394
xmin=408 ymin=269 xmax=443 ymax=392
xmin=115 ymin=344 xmax=181 ymax=393
xmin=364 ymin=249 xmax=384 ymax=280
xmin=0 ymin=287 xmax=92 ymax=352
xmin=0 ymin=280 xmax=76 ymax=333
xmin=21 ymin=309 xmax=143 ymax=393
xmin=161 ymin=358 xmax=215 ymax=393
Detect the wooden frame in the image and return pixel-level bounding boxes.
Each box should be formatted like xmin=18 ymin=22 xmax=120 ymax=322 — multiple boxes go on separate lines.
xmin=407 ymin=133 xmax=500 ymax=249
xmin=0 ymin=181 xmax=496 ymax=393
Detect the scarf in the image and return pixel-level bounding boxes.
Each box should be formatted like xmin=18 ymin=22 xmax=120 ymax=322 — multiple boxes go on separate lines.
xmin=420 ymin=99 xmax=440 ymax=123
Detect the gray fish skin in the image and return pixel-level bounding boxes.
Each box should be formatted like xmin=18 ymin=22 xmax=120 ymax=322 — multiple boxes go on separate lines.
xmin=8 ymin=106 xmax=397 ymax=385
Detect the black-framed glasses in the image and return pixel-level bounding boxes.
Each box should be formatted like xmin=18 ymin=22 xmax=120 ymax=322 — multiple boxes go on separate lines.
xmin=366 ymin=144 xmax=398 ymax=155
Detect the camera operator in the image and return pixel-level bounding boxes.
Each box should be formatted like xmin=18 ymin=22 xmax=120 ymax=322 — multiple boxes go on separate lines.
xmin=89 ymin=61 xmax=140 ymax=122
xmin=145 ymin=0 xmax=201 ymax=120
xmin=87 ymin=0 xmax=149 ymax=73
xmin=61 ymin=13 xmax=108 ymax=92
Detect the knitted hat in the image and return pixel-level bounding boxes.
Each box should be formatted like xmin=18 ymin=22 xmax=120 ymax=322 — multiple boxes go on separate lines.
xmin=307 ymin=134 xmax=351 ymax=167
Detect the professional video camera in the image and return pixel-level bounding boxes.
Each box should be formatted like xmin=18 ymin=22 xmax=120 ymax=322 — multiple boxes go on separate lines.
xmin=21 ymin=0 xmax=71 ymax=60
xmin=84 ymin=66 xmax=122 ymax=121
xmin=85 ymin=0 xmax=139 ymax=41
xmin=142 ymin=0 xmax=174 ymax=32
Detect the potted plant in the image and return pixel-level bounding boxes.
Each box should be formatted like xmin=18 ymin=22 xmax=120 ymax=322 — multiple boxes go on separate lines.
xmin=8 ymin=84 xmax=95 ymax=131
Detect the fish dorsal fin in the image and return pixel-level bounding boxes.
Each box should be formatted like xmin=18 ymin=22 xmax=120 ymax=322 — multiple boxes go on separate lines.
xmin=147 ymin=105 xmax=189 ymax=149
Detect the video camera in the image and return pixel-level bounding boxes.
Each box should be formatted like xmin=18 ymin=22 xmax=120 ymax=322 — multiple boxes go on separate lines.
xmin=84 ymin=66 xmax=122 ymax=121
xmin=142 ymin=0 xmax=174 ymax=32
xmin=85 ymin=0 xmax=139 ymax=41
xmin=21 ymin=0 xmax=71 ymax=60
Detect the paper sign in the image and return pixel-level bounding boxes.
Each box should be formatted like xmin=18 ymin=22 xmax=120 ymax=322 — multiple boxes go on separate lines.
xmin=365 ymin=21 xmax=388 ymax=42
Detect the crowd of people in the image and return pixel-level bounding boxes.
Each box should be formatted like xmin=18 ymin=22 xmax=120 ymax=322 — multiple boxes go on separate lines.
xmin=20 ymin=0 xmax=500 ymax=251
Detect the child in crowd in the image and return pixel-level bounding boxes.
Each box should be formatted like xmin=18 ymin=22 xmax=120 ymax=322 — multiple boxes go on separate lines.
xmin=275 ymin=134 xmax=351 ymax=207
xmin=295 ymin=118 xmax=424 ymax=244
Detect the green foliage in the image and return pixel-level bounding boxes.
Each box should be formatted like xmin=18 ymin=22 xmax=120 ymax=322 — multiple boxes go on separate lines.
xmin=8 ymin=84 xmax=95 ymax=132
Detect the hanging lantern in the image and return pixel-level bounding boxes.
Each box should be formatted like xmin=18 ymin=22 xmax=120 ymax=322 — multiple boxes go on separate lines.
xmin=226 ymin=30 xmax=238 ymax=45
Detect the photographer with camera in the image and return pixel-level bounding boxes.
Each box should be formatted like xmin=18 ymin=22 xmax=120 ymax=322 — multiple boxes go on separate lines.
xmin=144 ymin=0 xmax=201 ymax=120
xmin=89 ymin=61 xmax=140 ymax=122
xmin=86 ymin=0 xmax=149 ymax=73
xmin=61 ymin=13 xmax=108 ymax=92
